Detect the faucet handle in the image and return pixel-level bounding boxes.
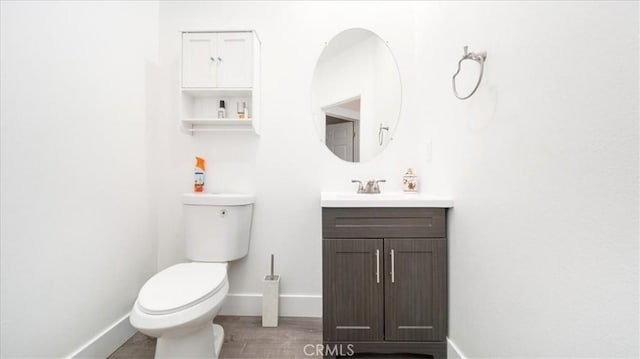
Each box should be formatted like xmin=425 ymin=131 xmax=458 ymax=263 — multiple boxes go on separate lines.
xmin=351 ymin=180 xmax=364 ymax=193
xmin=373 ymin=179 xmax=386 ymax=193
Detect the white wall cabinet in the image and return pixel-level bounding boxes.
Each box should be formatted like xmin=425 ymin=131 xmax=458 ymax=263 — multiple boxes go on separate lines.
xmin=180 ymin=31 xmax=260 ymax=134
xmin=182 ymin=32 xmax=253 ymax=88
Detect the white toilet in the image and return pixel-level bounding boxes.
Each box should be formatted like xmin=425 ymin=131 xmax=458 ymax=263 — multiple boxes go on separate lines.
xmin=130 ymin=193 xmax=255 ymax=359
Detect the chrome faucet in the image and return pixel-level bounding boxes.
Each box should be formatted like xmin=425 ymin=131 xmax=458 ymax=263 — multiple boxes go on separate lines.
xmin=352 ymin=179 xmax=386 ymax=194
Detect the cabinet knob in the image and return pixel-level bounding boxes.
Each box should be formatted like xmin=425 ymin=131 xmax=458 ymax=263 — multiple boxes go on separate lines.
xmin=217 ymin=57 xmax=223 ymax=62
xmin=209 ymin=57 xmax=216 ymax=62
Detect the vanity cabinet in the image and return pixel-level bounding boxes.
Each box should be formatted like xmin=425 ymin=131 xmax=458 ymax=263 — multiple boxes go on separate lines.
xmin=322 ymin=207 xmax=448 ymax=359
xmin=180 ymin=31 xmax=261 ymax=134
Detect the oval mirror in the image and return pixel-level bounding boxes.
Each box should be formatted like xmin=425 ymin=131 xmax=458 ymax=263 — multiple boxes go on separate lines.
xmin=311 ymin=28 xmax=402 ymax=162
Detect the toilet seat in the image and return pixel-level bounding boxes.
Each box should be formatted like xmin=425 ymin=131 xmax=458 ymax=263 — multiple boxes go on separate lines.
xmin=137 ymin=263 xmax=227 ymax=315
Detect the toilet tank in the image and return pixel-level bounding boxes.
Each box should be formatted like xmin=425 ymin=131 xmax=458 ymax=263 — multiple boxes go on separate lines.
xmin=182 ymin=193 xmax=255 ymax=262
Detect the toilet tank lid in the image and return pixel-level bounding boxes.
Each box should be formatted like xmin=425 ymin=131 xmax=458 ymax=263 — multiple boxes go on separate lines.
xmin=137 ymin=263 xmax=227 ymax=315
xmin=183 ymin=193 xmax=255 ymax=206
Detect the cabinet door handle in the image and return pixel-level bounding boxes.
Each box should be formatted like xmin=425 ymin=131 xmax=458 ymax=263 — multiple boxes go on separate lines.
xmin=217 ymin=57 xmax=223 ymax=62
xmin=210 ymin=56 xmax=216 ymax=62
xmin=390 ymin=249 xmax=395 ymax=283
xmin=375 ymin=249 xmax=380 ymax=284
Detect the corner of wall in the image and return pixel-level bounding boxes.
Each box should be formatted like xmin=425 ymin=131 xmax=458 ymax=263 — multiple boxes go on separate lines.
xmin=447 ymin=337 xmax=467 ymax=359
xmin=68 ymin=314 xmax=136 ymax=359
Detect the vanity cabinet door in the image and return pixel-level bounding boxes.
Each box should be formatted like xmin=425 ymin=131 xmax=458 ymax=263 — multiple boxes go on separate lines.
xmin=182 ymin=32 xmax=218 ymax=88
xmin=384 ymin=238 xmax=447 ymax=341
xmin=323 ymin=239 xmax=384 ymax=342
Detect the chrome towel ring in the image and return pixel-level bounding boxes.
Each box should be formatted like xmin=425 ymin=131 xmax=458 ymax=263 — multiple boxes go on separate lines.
xmin=452 ymin=46 xmax=487 ymax=100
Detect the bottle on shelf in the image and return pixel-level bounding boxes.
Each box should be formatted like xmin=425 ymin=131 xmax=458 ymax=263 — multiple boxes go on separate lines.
xmin=237 ymin=101 xmax=245 ymax=119
xmin=243 ymin=102 xmax=249 ymax=119
xmin=217 ymin=100 xmax=226 ymax=119
xmin=237 ymin=101 xmax=249 ymax=119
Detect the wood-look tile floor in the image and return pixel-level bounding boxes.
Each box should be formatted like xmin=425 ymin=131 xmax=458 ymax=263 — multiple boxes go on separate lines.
xmin=109 ymin=316 xmax=322 ymax=359
xmin=109 ymin=316 xmax=431 ymax=358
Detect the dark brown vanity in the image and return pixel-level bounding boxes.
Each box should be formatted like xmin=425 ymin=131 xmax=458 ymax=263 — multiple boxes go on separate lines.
xmin=322 ymin=206 xmax=449 ymax=358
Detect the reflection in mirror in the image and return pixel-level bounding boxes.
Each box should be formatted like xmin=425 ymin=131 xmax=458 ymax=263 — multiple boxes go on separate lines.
xmin=311 ymin=28 xmax=401 ymax=162
xmin=325 ymin=97 xmax=361 ymax=162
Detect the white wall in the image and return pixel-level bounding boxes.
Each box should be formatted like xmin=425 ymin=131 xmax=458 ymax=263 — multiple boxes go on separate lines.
xmin=156 ymin=1 xmax=638 ymax=357
xmin=416 ymin=2 xmax=639 ymax=358
xmin=0 ymin=2 xmax=158 ymax=357
xmin=2 ymin=1 xmax=634 ymax=358
xmin=155 ymin=1 xmax=420 ymax=315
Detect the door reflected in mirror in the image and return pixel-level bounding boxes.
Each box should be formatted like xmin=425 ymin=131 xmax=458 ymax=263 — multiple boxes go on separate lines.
xmin=311 ymin=28 xmax=401 ymax=162
xmin=325 ymin=97 xmax=361 ymax=162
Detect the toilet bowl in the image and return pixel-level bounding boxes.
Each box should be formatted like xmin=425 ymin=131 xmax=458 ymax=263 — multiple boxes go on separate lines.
xmin=130 ymin=193 xmax=255 ymax=359
xmin=130 ymin=263 xmax=229 ymax=358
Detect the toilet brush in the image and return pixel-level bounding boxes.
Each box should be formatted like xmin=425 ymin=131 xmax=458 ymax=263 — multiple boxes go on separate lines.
xmin=266 ymin=254 xmax=275 ymax=280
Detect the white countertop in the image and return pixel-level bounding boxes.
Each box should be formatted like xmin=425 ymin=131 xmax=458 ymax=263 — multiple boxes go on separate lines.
xmin=321 ymin=192 xmax=454 ymax=208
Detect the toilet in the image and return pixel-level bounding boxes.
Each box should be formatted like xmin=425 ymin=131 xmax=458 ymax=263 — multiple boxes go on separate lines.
xmin=130 ymin=193 xmax=255 ymax=359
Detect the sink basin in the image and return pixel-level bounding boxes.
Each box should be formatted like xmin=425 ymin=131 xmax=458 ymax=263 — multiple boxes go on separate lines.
xmin=321 ymin=192 xmax=453 ymax=208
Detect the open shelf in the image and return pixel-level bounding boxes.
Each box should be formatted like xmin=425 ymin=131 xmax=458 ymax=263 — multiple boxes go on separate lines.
xmin=181 ymin=118 xmax=255 ymax=132
xmin=180 ymin=91 xmax=257 ymax=134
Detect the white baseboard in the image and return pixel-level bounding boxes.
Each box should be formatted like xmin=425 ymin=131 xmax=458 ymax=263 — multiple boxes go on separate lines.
xmin=67 ymin=294 xmax=320 ymax=358
xmin=69 ymin=313 xmax=136 ymax=359
xmin=220 ymin=293 xmax=322 ymax=318
xmin=447 ymin=337 xmax=468 ymax=359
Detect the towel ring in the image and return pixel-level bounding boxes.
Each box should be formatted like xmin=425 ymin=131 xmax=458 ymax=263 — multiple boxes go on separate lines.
xmin=452 ymin=46 xmax=487 ymax=100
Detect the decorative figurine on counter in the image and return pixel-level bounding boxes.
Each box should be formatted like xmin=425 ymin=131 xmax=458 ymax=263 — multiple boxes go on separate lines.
xmin=402 ymin=168 xmax=418 ymax=192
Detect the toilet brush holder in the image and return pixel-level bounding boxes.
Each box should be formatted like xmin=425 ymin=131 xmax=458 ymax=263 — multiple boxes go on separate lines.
xmin=262 ymin=274 xmax=280 ymax=327
xmin=262 ymin=254 xmax=280 ymax=327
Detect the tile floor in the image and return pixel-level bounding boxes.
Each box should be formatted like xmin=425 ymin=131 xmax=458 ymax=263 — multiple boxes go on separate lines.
xmin=109 ymin=316 xmax=321 ymax=359
xmin=109 ymin=316 xmax=431 ymax=358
